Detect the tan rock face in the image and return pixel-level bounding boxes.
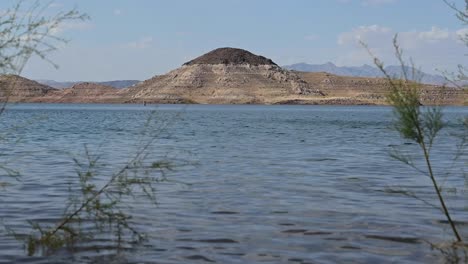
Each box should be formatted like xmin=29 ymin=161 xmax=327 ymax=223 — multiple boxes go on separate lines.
xmin=120 ymin=47 xmax=324 ymax=104
xmin=296 ymin=72 xmax=467 ymax=105
xmin=0 ymin=47 xmax=465 ymax=105
xmin=0 ymin=75 xmax=57 ymax=100
xmin=124 ymin=64 xmax=322 ymax=104
xmin=42 ymin=82 xmax=121 ymax=103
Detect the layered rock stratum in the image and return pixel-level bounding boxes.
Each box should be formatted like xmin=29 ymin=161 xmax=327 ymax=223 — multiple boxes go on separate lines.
xmin=0 ymin=48 xmax=466 ymax=105
xmin=123 ymin=47 xmax=323 ymax=104
xmin=41 ymin=82 xmax=121 ymax=103
xmin=0 ymin=75 xmax=57 ymax=101
xmin=296 ymin=72 xmax=466 ymax=106
xmin=36 ymin=80 xmax=140 ymax=89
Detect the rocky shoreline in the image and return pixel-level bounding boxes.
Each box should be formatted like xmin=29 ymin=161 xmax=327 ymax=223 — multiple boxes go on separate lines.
xmin=1 ymin=48 xmax=466 ymax=106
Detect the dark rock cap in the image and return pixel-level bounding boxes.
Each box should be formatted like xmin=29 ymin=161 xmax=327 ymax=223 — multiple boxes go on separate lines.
xmin=183 ymin=47 xmax=278 ymax=66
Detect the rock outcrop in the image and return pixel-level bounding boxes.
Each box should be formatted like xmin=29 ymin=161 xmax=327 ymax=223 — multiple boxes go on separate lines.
xmin=123 ymin=47 xmax=323 ymax=104
xmin=183 ymin=47 xmax=277 ymax=66
xmin=38 ymin=82 xmax=121 ymax=103
xmin=297 ymin=72 xmax=467 ymax=105
xmin=0 ymin=75 xmax=57 ymax=101
xmin=36 ymin=79 xmax=141 ymax=89
xmin=0 ymin=48 xmax=465 ymax=105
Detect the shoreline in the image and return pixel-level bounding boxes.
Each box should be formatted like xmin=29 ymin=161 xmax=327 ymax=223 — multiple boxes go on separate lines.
xmin=2 ymin=100 xmax=466 ymax=107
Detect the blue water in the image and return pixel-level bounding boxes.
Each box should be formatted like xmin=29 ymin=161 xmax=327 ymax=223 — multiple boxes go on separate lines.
xmin=0 ymin=104 xmax=467 ymax=263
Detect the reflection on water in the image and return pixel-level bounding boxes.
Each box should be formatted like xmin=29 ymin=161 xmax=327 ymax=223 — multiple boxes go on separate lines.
xmin=0 ymin=104 xmax=467 ymax=263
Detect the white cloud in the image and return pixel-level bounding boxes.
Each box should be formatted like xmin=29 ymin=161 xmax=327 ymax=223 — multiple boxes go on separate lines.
xmin=338 ymin=25 xmax=463 ymax=48
xmin=114 ymin=9 xmax=122 ymax=16
xmin=456 ymin=28 xmax=468 ymax=42
xmin=337 ymin=25 xmax=391 ymax=45
xmin=417 ymin=26 xmax=450 ymax=42
xmin=48 ymin=3 xmax=63 ymax=8
xmin=336 ymin=25 xmax=467 ymax=73
xmin=50 ymin=21 xmax=93 ymax=35
xmin=456 ymin=28 xmax=468 ymax=37
xmin=126 ymin=37 xmax=154 ymax=49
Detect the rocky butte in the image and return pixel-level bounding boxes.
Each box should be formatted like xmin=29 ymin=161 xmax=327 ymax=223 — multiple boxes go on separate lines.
xmin=0 ymin=47 xmax=466 ymax=105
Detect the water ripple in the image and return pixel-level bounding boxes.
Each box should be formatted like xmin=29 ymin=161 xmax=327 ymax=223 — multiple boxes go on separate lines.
xmin=1 ymin=104 xmax=467 ymax=263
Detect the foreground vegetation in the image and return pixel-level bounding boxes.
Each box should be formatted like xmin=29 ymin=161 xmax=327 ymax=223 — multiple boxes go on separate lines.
xmin=0 ymin=0 xmax=177 ymax=256
xmin=365 ymin=0 xmax=467 ymax=246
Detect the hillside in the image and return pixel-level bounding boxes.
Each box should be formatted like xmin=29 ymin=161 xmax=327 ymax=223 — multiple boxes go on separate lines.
xmin=36 ymin=82 xmax=121 ymax=103
xmin=36 ymin=79 xmax=141 ymax=89
xmin=295 ymin=72 xmax=466 ymax=105
xmin=123 ymin=47 xmax=323 ymax=104
xmin=0 ymin=75 xmax=57 ymax=101
xmin=282 ymin=62 xmax=466 ymax=86
xmin=0 ymin=48 xmax=465 ymax=105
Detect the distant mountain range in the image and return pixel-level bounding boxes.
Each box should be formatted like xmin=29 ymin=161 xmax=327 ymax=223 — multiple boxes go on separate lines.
xmin=282 ymin=62 xmax=466 ymax=86
xmin=36 ymin=79 xmax=141 ymax=89
xmin=35 ymin=62 xmax=466 ymax=89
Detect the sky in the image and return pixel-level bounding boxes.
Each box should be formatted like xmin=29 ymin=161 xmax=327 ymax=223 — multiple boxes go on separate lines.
xmin=1 ymin=0 xmax=467 ymax=81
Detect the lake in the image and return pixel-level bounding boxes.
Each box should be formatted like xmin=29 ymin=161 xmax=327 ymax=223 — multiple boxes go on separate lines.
xmin=0 ymin=104 xmax=467 ymax=263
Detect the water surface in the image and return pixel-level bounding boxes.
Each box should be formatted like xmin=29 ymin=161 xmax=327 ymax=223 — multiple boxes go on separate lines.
xmin=0 ymin=104 xmax=467 ymax=263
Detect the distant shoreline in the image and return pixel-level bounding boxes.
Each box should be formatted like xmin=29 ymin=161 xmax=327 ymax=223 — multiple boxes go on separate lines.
xmin=2 ymin=100 xmax=466 ymax=107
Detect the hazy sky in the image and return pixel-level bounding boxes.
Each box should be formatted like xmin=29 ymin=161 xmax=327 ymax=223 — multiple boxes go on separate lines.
xmin=2 ymin=0 xmax=467 ymax=81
